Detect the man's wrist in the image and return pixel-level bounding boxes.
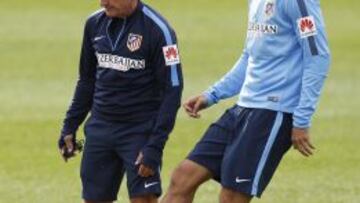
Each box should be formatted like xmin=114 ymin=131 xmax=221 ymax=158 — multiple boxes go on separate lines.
xmin=292 ymin=127 xmax=309 ymax=133
xmin=58 ymin=133 xmax=75 ymax=149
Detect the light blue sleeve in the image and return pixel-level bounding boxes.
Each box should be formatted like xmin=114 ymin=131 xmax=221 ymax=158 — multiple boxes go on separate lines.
xmin=287 ymin=0 xmax=331 ymax=128
xmin=203 ymin=50 xmax=249 ymax=106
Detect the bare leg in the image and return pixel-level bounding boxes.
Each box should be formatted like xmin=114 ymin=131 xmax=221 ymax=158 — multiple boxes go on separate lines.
xmin=131 ymin=194 xmax=158 ymax=203
xmin=161 ymin=159 xmax=212 ymax=203
xmin=219 ymin=187 xmax=252 ymax=203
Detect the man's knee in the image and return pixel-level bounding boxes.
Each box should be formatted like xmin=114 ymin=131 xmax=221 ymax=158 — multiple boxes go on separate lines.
xmin=168 ymin=160 xmax=211 ymax=195
xmin=220 ymin=187 xmax=252 ymax=203
xmin=168 ymin=163 xmax=194 ymax=194
xmin=131 ymin=194 xmax=157 ymax=203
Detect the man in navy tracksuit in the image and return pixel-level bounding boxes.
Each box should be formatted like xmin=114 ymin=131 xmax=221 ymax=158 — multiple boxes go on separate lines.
xmin=58 ymin=0 xmax=183 ymax=202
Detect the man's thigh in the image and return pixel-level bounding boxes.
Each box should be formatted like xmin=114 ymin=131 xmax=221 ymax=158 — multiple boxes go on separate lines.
xmin=221 ymin=108 xmax=292 ymax=198
xmin=123 ymin=152 xmax=162 ymax=200
xmin=81 ymin=117 xmax=125 ymax=202
xmin=187 ymin=105 xmax=240 ymax=181
xmin=114 ymin=122 xmax=162 ymax=199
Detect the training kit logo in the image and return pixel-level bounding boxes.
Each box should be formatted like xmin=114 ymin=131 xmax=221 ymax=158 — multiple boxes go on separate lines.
xmin=127 ymin=33 xmax=143 ymax=52
xmin=144 ymin=181 xmax=159 ymax=189
xmin=235 ymin=177 xmax=251 ymax=184
xmin=248 ymin=22 xmax=278 ymax=38
xmin=96 ymin=52 xmax=145 ymax=72
xmin=163 ymin=44 xmax=180 ymax=66
xmin=297 ymin=16 xmax=317 ymax=38
xmin=264 ymin=0 xmax=276 ymax=20
xmin=94 ymin=35 xmax=105 ymax=42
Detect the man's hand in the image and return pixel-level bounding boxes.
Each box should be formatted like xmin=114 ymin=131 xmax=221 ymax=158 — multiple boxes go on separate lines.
xmin=183 ymin=95 xmax=208 ymax=118
xmin=291 ymin=128 xmax=315 ymax=157
xmin=60 ymin=134 xmax=76 ymax=162
xmin=135 ymin=152 xmax=155 ymax=177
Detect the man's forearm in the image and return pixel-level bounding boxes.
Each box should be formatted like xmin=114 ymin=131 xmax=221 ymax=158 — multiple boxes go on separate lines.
xmin=203 ymin=51 xmax=249 ymax=106
xmin=61 ymin=79 xmax=95 ymax=136
xmin=293 ymin=54 xmax=330 ymax=128
xmin=142 ymin=86 xmax=182 ymax=170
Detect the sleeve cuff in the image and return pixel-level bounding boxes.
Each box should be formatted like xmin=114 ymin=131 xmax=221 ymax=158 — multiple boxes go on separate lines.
xmin=202 ymin=91 xmax=218 ymax=107
xmin=142 ymin=147 xmax=162 ymax=171
xmin=292 ymin=116 xmax=311 ymax=129
xmin=58 ymin=130 xmax=76 ymax=149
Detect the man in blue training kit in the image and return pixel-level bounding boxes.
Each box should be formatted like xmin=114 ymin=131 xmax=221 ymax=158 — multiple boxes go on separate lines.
xmin=58 ymin=0 xmax=183 ymax=202
xmin=162 ymin=0 xmax=330 ymax=202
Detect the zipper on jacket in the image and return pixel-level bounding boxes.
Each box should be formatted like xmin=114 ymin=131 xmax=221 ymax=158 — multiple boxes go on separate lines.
xmin=106 ymin=18 xmax=127 ymax=52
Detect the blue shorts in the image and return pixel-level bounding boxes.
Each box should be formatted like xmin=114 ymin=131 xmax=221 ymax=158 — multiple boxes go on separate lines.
xmin=80 ymin=116 xmax=161 ymax=201
xmin=188 ymin=105 xmax=292 ymax=197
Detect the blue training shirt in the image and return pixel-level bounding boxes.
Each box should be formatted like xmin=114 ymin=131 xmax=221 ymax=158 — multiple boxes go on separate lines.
xmin=60 ymin=1 xmax=183 ymax=169
xmin=204 ymin=0 xmax=330 ymax=128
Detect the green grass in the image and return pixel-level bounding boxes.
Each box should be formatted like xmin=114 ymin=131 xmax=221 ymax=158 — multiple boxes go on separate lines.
xmin=0 ymin=0 xmax=359 ymax=202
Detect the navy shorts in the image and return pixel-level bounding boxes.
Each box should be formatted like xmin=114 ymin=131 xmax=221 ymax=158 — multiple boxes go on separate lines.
xmin=81 ymin=116 xmax=161 ymax=201
xmin=188 ymin=105 xmax=292 ymax=197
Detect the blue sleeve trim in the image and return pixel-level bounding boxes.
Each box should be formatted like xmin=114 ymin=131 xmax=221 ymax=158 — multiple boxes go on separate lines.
xmin=296 ymin=0 xmax=319 ymax=56
xmin=308 ymin=36 xmax=319 ymax=56
xmin=170 ymin=66 xmax=180 ymax=86
xmin=296 ymin=0 xmax=309 ymax=16
xmin=142 ymin=6 xmax=180 ymax=87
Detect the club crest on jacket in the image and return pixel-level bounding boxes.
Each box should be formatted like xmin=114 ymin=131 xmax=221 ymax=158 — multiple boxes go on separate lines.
xmin=127 ymin=33 xmax=143 ymax=52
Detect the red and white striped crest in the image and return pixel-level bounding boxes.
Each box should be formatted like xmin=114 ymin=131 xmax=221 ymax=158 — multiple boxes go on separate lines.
xmin=127 ymin=33 xmax=143 ymax=52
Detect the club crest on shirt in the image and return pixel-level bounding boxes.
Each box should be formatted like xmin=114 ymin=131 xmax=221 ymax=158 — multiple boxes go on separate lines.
xmin=264 ymin=0 xmax=276 ymax=20
xmin=127 ymin=33 xmax=143 ymax=52
xmin=297 ymin=16 xmax=317 ymax=38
